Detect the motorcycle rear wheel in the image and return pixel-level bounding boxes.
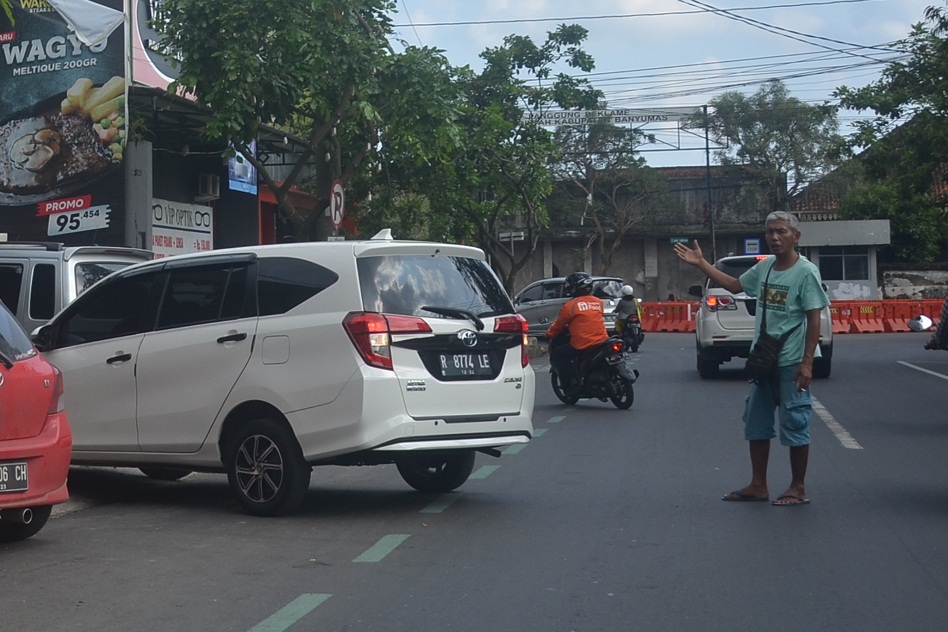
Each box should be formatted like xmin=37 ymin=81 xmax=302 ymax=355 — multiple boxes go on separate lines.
xmin=551 ymin=370 xmax=580 ymax=405
xmin=610 ymin=380 xmax=634 ymax=409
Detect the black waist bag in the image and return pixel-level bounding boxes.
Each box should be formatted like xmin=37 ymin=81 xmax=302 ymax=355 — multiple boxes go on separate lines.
xmin=744 ymin=265 xmax=800 ymax=381
xmin=745 ymin=329 xmax=795 ymax=381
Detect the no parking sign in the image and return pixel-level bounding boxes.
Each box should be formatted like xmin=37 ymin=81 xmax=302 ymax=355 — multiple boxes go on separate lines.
xmin=330 ymin=180 xmax=345 ymax=229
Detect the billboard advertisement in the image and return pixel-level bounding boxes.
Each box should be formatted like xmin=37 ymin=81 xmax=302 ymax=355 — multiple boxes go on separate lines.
xmin=0 ymin=0 xmax=126 ymax=244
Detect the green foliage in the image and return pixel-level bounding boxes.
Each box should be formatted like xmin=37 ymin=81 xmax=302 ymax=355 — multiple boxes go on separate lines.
xmin=686 ymin=80 xmax=842 ymax=212
xmin=834 ymin=3 xmax=948 ymax=261
xmin=153 ymin=0 xmax=460 ymax=238
xmin=358 ymin=26 xmax=602 ymax=291
xmin=836 ymin=182 xmax=943 ymax=262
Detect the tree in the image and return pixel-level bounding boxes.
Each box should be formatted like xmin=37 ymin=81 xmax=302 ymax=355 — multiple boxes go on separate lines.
xmin=686 ymin=80 xmax=843 ymax=214
xmin=549 ymin=118 xmax=673 ymax=274
xmin=153 ymin=0 xmax=459 ymax=240
xmin=358 ymin=25 xmax=603 ymax=291
xmin=834 ymin=3 xmax=948 ymax=261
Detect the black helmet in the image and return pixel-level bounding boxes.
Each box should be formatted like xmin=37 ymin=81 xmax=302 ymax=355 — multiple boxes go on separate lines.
xmin=564 ymin=272 xmax=594 ymax=297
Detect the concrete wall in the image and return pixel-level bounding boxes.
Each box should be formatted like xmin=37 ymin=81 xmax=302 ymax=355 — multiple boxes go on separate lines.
xmin=882 ymin=269 xmax=948 ymax=299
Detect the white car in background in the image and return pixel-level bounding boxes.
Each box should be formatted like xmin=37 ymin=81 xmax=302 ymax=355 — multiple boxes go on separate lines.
xmin=688 ymin=254 xmax=833 ymax=379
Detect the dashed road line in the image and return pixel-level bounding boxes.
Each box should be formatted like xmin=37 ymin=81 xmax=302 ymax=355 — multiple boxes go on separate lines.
xmin=898 ymin=360 xmax=948 ymax=381
xmin=547 ymin=415 xmax=566 ymax=424
xmin=354 ymin=534 xmax=410 ymax=563
xmin=420 ymin=494 xmax=462 ymax=513
xmin=247 ymin=593 xmax=332 ymax=632
xmin=533 ymin=428 xmax=548 ymax=437
xmin=813 ymin=397 xmax=862 ymax=450
xmin=503 ymin=444 xmax=526 ymax=455
xmin=469 ymin=465 xmax=500 ymax=479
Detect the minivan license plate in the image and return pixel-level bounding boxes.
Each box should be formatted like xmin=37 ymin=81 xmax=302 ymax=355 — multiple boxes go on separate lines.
xmin=440 ymin=353 xmax=491 ymax=377
xmin=0 ymin=462 xmax=28 ymax=493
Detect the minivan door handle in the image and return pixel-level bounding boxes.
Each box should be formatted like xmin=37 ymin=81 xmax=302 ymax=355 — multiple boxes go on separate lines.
xmin=106 ymin=353 xmax=132 ymax=364
xmin=217 ymin=332 xmax=248 ymax=344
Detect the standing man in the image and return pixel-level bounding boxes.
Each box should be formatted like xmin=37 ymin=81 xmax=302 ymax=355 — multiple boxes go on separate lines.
xmin=674 ymin=211 xmax=829 ymax=506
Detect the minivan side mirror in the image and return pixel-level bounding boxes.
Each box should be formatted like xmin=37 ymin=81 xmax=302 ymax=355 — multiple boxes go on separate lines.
xmin=688 ymin=285 xmax=704 ymax=298
xmin=31 ymin=325 xmax=52 ymax=352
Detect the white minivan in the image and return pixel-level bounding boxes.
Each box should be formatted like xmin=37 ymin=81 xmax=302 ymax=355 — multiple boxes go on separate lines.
xmin=33 ymin=232 xmax=535 ymax=516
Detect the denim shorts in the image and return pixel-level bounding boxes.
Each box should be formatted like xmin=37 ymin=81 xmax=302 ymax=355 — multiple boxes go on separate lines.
xmin=742 ymin=364 xmax=812 ymax=447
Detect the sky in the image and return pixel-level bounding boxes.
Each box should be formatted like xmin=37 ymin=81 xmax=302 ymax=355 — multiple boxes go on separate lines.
xmin=392 ymin=0 xmax=934 ymax=167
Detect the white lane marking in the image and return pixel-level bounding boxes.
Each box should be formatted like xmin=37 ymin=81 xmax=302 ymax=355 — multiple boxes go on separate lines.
xmin=813 ymin=397 xmax=863 ymax=450
xmin=898 ymin=360 xmax=948 ymax=381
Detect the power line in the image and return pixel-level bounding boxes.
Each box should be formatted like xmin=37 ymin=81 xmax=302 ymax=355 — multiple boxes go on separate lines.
xmin=394 ymin=0 xmax=876 ymax=27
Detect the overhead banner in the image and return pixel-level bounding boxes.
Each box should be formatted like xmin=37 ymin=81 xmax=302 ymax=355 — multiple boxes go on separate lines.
xmin=0 ymin=0 xmax=126 ymax=244
xmin=524 ymin=107 xmax=701 ymax=127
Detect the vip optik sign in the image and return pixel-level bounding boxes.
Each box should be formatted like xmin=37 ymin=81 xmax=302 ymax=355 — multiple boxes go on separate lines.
xmin=151 ymin=198 xmax=213 ymax=258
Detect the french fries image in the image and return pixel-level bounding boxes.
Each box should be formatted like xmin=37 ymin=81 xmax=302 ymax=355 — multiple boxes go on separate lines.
xmin=60 ymin=76 xmax=127 ymax=162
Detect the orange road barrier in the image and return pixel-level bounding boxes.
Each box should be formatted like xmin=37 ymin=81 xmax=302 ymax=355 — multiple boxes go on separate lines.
xmin=640 ymin=302 xmax=696 ymax=333
xmin=640 ymin=299 xmax=945 ymax=334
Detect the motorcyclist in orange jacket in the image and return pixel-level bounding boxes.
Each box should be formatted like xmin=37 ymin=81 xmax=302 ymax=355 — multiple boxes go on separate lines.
xmin=546 ymin=272 xmax=610 ymax=390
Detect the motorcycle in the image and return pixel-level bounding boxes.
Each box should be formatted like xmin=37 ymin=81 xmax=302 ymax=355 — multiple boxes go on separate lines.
xmin=549 ymin=333 xmax=639 ymax=409
xmin=615 ymin=312 xmax=645 ymax=352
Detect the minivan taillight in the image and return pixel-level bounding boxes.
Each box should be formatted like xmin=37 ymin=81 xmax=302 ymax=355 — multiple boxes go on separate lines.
xmin=343 ymin=312 xmax=432 ymax=370
xmin=48 ymin=366 xmax=65 ymax=415
xmin=494 ymin=314 xmax=530 ymax=367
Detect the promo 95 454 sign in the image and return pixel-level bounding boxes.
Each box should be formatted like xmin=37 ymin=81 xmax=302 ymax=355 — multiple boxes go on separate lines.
xmin=38 ymin=196 xmax=111 ymax=236
xmin=47 ymin=205 xmax=111 ymax=236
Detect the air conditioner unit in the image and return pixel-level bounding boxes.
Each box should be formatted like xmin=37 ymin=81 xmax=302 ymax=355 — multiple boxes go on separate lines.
xmin=196 ymin=173 xmax=220 ymax=201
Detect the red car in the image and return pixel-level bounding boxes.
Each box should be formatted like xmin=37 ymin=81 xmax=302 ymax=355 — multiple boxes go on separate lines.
xmin=0 ymin=300 xmax=71 ymax=542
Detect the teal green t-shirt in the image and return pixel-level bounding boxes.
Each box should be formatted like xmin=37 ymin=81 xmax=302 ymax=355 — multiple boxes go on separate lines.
xmin=739 ymin=255 xmax=830 ymax=366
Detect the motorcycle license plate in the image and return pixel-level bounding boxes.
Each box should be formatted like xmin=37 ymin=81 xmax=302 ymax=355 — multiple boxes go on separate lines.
xmin=605 ymin=353 xmax=623 ymax=365
xmin=0 ymin=462 xmax=28 ymax=493
xmin=439 ymin=352 xmax=492 ymax=377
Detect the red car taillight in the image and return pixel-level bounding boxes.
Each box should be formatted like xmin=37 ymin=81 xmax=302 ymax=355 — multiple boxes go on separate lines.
xmin=494 ymin=314 xmax=530 ymax=367
xmin=343 ymin=312 xmax=432 ymax=370
xmin=48 ymin=366 xmax=65 ymax=415
xmin=705 ymin=295 xmax=737 ymax=312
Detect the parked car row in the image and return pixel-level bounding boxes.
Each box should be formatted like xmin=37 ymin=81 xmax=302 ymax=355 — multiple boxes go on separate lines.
xmin=0 ymin=232 xmax=536 ymax=535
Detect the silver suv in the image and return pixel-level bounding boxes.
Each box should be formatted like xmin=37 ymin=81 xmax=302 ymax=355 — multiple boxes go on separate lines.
xmin=0 ymin=242 xmax=153 ymax=333
xmin=513 ymin=276 xmax=623 ymax=337
xmin=688 ymin=254 xmax=832 ymax=379
xmin=33 ymin=232 xmax=535 ymax=516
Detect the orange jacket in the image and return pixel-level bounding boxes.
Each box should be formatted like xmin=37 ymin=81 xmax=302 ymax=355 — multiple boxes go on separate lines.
xmin=546 ymin=296 xmax=609 ymax=350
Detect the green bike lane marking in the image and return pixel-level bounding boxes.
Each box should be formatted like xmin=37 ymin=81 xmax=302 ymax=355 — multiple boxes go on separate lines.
xmin=421 ymin=493 xmax=464 ymax=513
xmin=247 ymin=593 xmax=332 ymax=632
xmin=354 ymin=534 xmax=411 ymax=563
xmin=251 ymin=413 xmax=565 ymax=629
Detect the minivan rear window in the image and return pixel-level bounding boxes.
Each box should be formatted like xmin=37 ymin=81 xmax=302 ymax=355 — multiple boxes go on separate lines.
xmin=358 ymin=255 xmax=513 ymax=318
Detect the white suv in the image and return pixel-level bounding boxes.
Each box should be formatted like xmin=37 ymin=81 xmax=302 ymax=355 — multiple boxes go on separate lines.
xmin=688 ymin=254 xmax=833 ymax=379
xmin=33 ymin=232 xmax=535 ymax=516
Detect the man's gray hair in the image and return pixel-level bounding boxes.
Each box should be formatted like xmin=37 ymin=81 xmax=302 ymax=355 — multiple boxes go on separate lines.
xmin=766 ymin=211 xmax=800 ymax=231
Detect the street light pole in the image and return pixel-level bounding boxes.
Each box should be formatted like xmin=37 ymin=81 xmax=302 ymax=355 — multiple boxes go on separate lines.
xmin=703 ymin=104 xmax=717 ymax=262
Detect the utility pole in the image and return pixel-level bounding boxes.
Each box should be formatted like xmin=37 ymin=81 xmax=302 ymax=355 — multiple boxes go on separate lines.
xmin=703 ymin=104 xmax=717 ymax=262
